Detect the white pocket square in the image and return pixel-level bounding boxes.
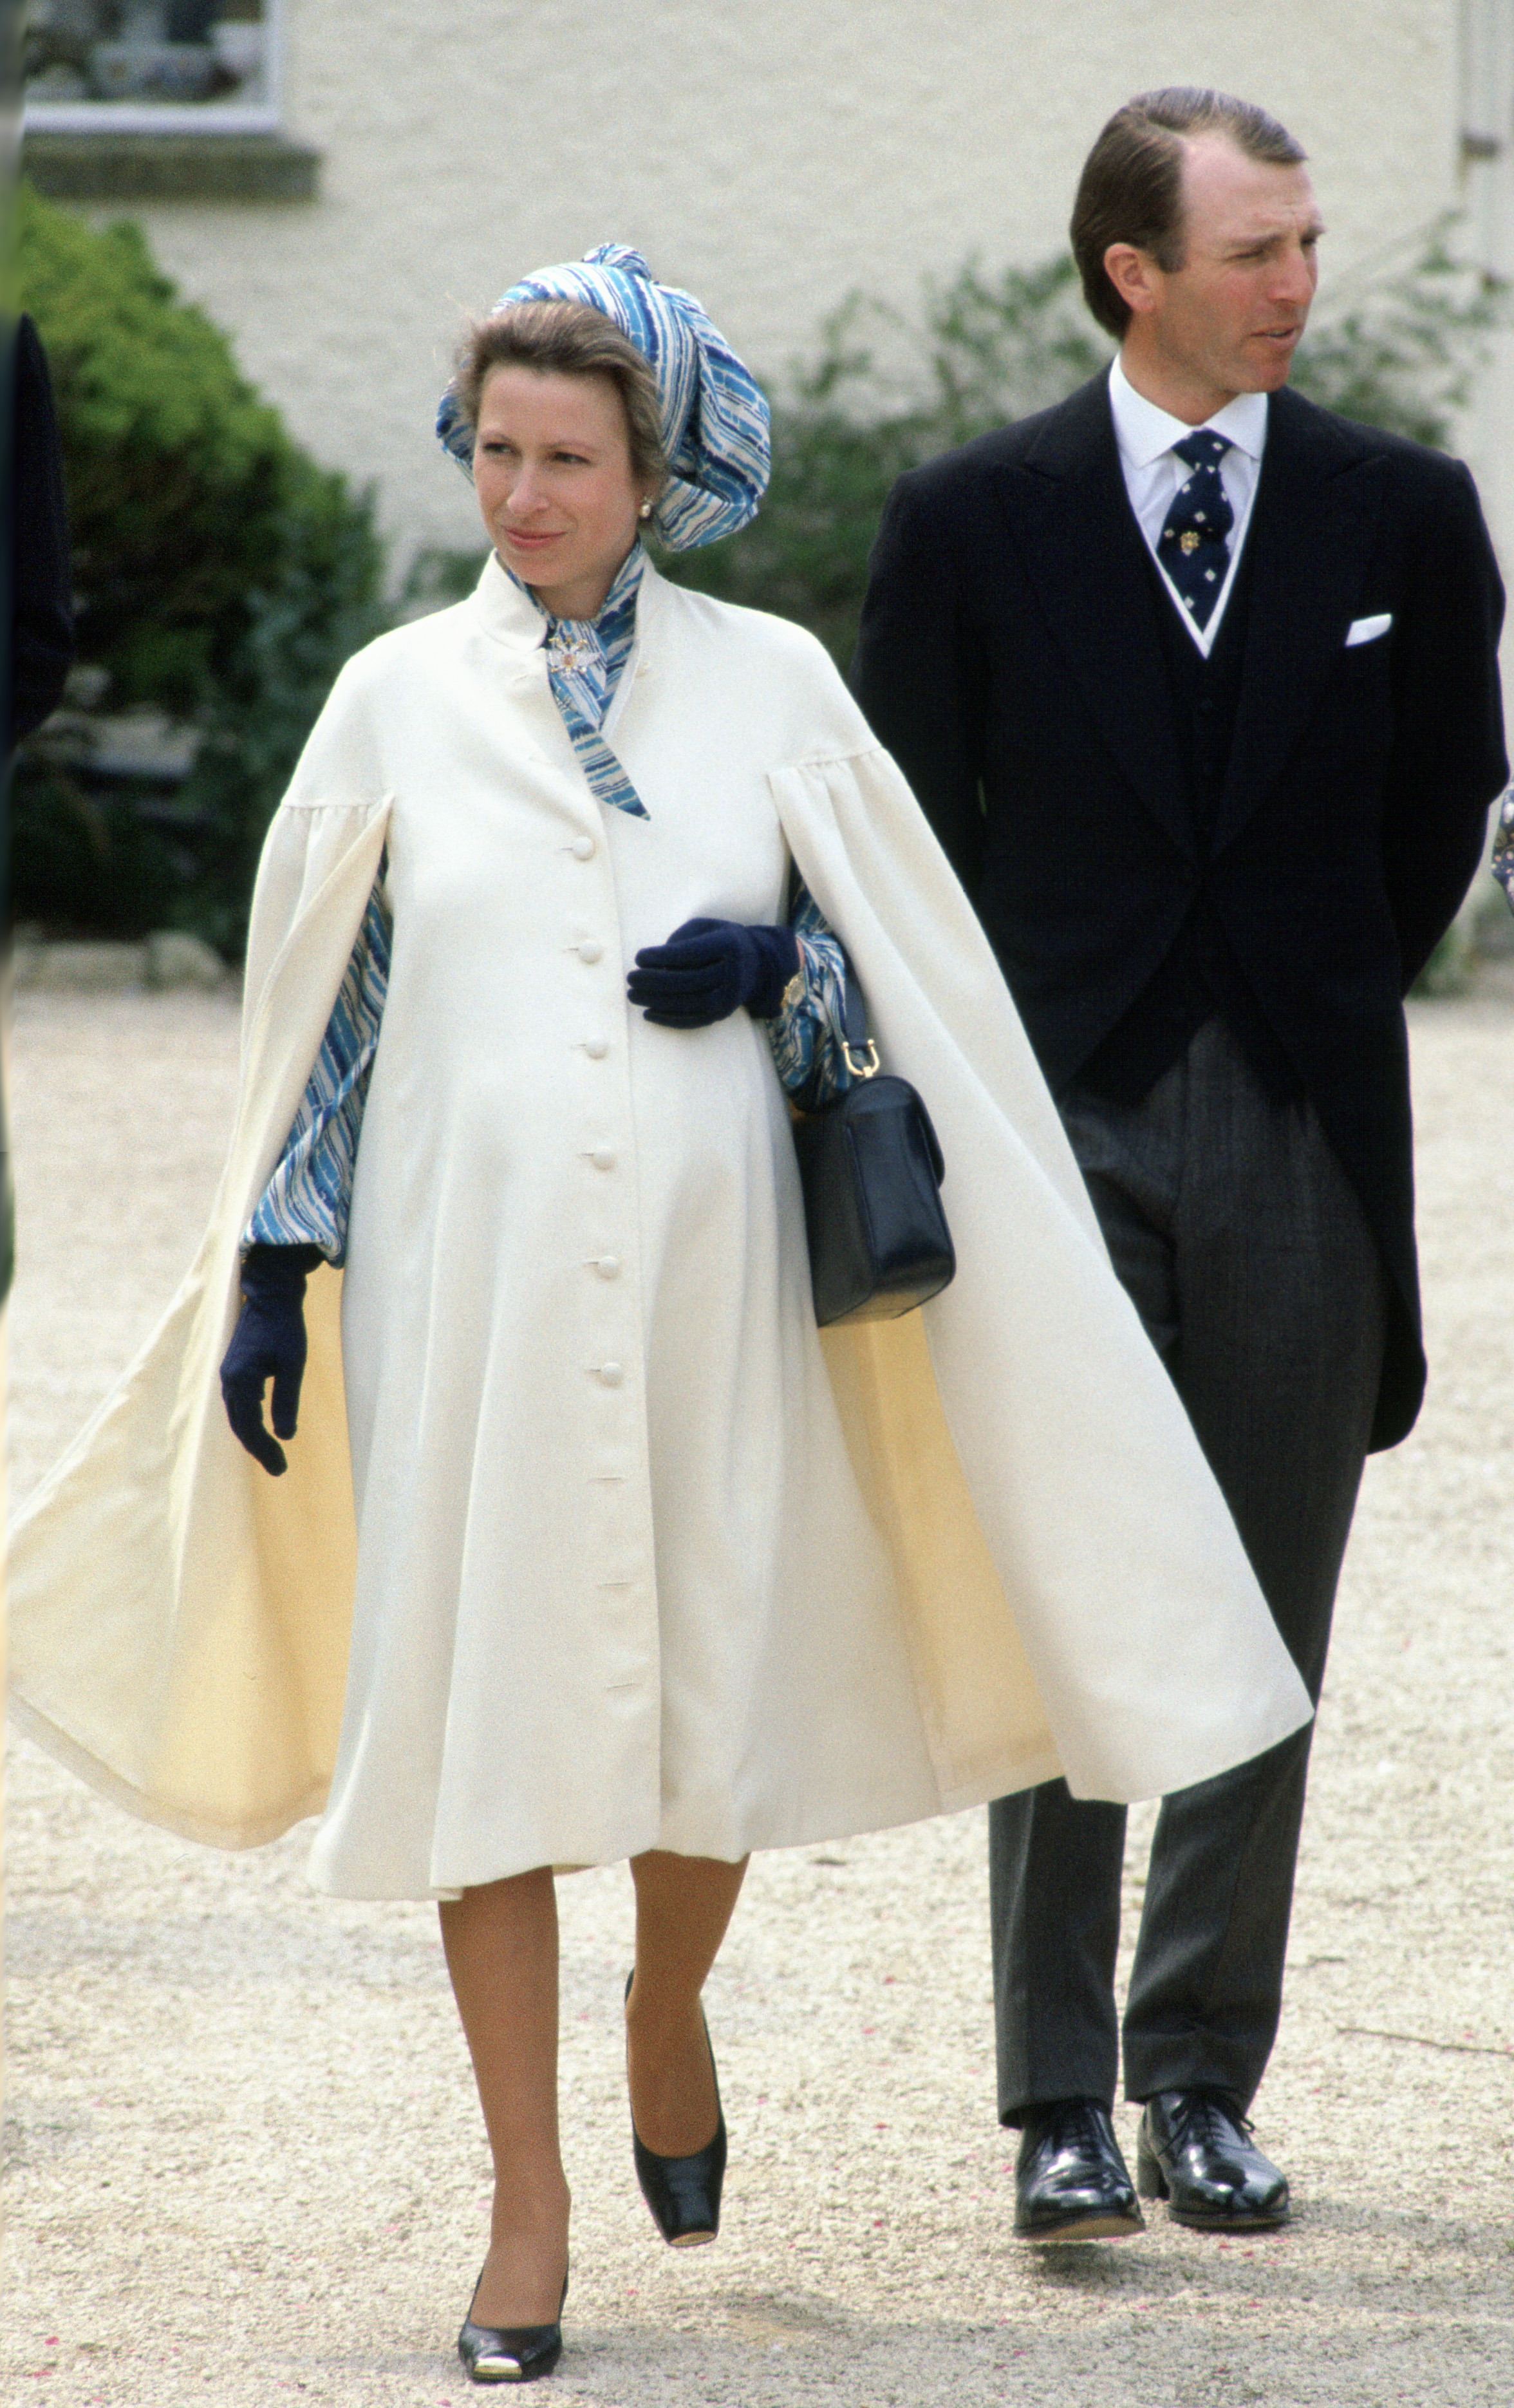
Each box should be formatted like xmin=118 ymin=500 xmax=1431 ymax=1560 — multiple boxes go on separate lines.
xmin=1345 ymin=613 xmax=1392 ymax=646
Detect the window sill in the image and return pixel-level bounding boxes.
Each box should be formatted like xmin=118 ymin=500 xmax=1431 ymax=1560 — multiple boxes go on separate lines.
xmin=22 ymin=131 xmax=321 ymax=203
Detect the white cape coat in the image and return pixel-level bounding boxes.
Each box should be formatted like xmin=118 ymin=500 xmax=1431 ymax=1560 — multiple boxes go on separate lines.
xmin=8 ymin=560 xmax=1311 ymax=1895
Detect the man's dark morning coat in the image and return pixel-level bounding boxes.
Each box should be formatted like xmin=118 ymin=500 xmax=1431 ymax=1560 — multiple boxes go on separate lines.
xmin=854 ymin=373 xmax=1508 ymax=1450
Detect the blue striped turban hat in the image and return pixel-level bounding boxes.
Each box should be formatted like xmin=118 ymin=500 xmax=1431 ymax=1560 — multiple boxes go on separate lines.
xmin=436 ymin=242 xmax=770 ymax=552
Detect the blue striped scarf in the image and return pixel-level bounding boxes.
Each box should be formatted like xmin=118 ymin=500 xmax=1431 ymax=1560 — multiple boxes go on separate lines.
xmin=527 ymin=541 xmax=648 ymax=820
xmin=438 ymin=244 xmax=769 ymax=555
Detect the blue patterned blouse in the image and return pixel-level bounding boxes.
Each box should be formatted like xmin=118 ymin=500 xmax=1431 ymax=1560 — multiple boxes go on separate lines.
xmin=247 ymin=547 xmax=854 ymax=1263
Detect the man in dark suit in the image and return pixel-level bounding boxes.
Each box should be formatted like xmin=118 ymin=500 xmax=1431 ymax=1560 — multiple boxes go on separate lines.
xmin=854 ymin=88 xmax=1507 ymax=2240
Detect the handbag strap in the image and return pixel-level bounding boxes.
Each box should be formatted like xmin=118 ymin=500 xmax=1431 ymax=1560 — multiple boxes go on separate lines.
xmin=838 ymin=955 xmax=880 ymax=1081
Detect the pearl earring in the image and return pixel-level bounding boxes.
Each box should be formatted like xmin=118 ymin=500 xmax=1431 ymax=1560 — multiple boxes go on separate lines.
xmin=639 ymin=500 xmax=652 ymax=519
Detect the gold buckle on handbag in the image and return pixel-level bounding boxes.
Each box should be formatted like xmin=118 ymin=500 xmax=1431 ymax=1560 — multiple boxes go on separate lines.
xmin=842 ymin=1040 xmax=881 ymax=1079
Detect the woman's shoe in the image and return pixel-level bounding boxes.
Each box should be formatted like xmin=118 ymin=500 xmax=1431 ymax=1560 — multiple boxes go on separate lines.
xmin=625 ymin=1970 xmax=727 ymax=2246
xmin=457 ymin=2267 xmax=568 ymax=2385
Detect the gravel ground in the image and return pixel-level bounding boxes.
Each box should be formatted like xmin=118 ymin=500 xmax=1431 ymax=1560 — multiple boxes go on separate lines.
xmin=4 ymin=976 xmax=1511 ymax=2407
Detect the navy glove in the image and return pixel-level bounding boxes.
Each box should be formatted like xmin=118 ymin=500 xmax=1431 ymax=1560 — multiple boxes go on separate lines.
xmin=220 ymin=1243 xmax=325 ymax=1476
xmin=627 ymin=917 xmax=801 ymax=1027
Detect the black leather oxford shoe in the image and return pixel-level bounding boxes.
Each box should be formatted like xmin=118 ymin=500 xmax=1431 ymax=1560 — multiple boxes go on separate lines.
xmin=1136 ymin=2090 xmax=1290 ymax=2229
xmin=1013 ymin=2097 xmax=1145 ymax=2240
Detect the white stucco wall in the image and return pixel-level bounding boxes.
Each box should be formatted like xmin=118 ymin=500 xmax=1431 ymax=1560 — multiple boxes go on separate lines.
xmin=40 ymin=0 xmax=1489 ymax=579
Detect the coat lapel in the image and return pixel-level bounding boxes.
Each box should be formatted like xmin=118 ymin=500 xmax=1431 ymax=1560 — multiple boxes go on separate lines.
xmin=1213 ymin=388 xmax=1387 ymax=853
xmin=1001 ymin=377 xmax=1196 ymax=860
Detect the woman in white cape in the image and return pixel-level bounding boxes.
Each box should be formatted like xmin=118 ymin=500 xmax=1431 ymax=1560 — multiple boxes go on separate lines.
xmin=8 ymin=247 xmax=1311 ymax=2384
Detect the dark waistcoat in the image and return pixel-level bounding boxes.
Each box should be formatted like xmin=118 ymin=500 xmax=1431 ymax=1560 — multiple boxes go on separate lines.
xmin=1078 ymin=528 xmax=1302 ymax=1106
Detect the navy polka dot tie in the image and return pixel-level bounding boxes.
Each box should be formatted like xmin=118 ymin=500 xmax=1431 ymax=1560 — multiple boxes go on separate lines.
xmin=1158 ymin=431 xmax=1234 ymax=630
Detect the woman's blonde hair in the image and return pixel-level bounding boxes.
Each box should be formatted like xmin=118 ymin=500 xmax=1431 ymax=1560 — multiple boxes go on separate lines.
xmin=452 ymin=299 xmax=666 ymax=488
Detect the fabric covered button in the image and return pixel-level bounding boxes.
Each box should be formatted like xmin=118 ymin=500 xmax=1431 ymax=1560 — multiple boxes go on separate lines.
xmin=578 ymin=939 xmax=604 ymax=963
xmin=595 ymin=1255 xmax=622 ymax=1279
xmin=590 ymin=1148 xmax=617 ymax=1171
xmin=584 ymin=1037 xmax=610 ymax=1059
xmin=599 ymin=1361 xmax=625 ymax=1387
xmin=572 ymin=836 xmax=596 ymax=860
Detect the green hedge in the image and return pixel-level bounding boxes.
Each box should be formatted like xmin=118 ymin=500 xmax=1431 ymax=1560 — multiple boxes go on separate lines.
xmin=14 ymin=182 xmax=386 ymax=955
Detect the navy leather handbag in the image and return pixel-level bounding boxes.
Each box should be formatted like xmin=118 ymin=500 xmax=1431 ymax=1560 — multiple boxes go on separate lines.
xmin=790 ymin=967 xmax=955 ymax=1326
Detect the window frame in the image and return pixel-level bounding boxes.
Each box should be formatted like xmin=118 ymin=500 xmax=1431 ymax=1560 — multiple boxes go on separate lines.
xmin=23 ymin=1 xmax=284 ymax=138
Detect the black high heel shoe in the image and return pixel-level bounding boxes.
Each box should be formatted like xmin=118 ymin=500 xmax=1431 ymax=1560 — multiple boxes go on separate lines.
xmin=458 ymin=2266 xmax=568 ymax=2385
xmin=625 ymin=1970 xmax=727 ymax=2246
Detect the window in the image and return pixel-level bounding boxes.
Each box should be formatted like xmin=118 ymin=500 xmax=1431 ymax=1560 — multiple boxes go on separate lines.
xmin=24 ymin=1 xmax=280 ymax=136
xmin=22 ymin=3 xmax=318 ymax=200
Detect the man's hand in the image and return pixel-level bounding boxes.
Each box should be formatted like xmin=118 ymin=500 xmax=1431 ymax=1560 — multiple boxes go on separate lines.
xmin=627 ymin=918 xmax=800 ymax=1026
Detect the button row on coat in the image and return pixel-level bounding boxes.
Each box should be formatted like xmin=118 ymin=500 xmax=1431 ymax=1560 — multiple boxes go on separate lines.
xmin=567 ymin=842 xmax=629 ymax=1400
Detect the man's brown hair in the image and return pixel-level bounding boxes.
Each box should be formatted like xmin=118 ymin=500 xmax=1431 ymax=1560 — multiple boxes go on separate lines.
xmin=1070 ymin=88 xmax=1308 ymax=338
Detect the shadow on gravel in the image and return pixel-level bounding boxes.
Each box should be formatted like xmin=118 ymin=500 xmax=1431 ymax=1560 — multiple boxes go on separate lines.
xmin=713 ymin=2284 xmax=852 ymax=2341
xmin=1022 ymin=2196 xmax=1514 ymax=2311
xmin=1027 ymin=2240 xmax=1172 ymax=2292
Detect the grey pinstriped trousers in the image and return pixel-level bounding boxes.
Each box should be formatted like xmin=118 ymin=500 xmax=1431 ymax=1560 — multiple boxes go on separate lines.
xmin=989 ymin=1016 xmax=1389 ymax=2121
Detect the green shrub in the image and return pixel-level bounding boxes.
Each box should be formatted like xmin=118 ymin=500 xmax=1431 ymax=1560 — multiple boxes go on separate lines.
xmin=668 ymin=259 xmax=1108 ymax=659
xmin=14 ymin=180 xmax=386 ymax=955
xmin=1288 ymin=220 xmax=1504 ymax=446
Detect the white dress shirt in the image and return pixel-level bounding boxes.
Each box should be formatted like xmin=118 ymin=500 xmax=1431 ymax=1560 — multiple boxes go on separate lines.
xmin=1108 ymin=355 xmax=1269 ymax=657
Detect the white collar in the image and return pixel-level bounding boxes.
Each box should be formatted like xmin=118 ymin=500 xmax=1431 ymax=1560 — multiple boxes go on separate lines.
xmin=1108 ymin=354 xmax=1269 ymax=469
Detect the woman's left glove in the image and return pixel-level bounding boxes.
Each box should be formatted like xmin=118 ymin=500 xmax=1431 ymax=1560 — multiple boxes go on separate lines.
xmin=627 ymin=918 xmax=801 ymax=1026
xmin=220 ymin=1242 xmax=326 ymax=1476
